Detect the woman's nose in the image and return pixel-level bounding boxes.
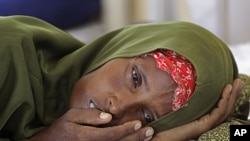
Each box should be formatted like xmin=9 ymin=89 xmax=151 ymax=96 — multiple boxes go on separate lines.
xmin=108 ymin=96 xmax=123 ymax=118
xmin=108 ymin=96 xmax=134 ymax=119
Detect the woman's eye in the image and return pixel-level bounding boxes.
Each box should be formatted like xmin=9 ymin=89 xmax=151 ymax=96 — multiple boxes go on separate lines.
xmin=142 ymin=109 xmax=154 ymax=123
xmin=132 ymin=67 xmax=141 ymax=88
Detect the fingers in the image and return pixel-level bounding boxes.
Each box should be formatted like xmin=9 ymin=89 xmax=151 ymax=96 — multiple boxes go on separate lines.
xmin=81 ymin=120 xmax=154 ymax=141
xmin=228 ymin=79 xmax=244 ymax=106
xmin=63 ymin=108 xmax=112 ymax=125
xmin=221 ymin=79 xmax=242 ymax=106
xmin=225 ymin=79 xmax=243 ymax=115
xmin=63 ymin=109 xmax=155 ymax=141
xmin=213 ymin=84 xmax=232 ymax=123
xmin=212 ymin=79 xmax=244 ymax=124
xmin=196 ymin=79 xmax=243 ymax=128
xmin=119 ymin=126 xmax=154 ymax=141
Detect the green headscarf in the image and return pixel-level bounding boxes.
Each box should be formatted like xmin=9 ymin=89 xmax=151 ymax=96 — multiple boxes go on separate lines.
xmin=82 ymin=19 xmax=238 ymax=133
xmin=0 ymin=16 xmax=237 ymax=140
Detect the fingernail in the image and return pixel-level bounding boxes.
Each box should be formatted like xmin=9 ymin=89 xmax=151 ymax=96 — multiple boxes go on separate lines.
xmin=134 ymin=122 xmax=141 ymax=131
xmin=100 ymin=112 xmax=110 ymax=119
xmin=145 ymin=129 xmax=154 ymax=137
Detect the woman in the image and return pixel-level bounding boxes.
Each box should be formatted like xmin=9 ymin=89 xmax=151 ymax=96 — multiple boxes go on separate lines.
xmin=0 ymin=16 xmax=244 ymax=141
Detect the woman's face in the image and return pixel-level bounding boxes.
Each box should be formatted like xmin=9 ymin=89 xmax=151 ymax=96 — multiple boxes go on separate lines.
xmin=70 ymin=56 xmax=177 ymax=126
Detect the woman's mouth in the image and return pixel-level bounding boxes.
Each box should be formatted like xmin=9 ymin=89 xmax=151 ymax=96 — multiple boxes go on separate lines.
xmin=89 ymin=100 xmax=104 ymax=111
xmin=89 ymin=100 xmax=96 ymax=109
xmin=89 ymin=99 xmax=108 ymax=113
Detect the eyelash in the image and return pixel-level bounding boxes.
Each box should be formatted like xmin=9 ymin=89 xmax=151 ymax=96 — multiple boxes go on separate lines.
xmin=132 ymin=66 xmax=141 ymax=88
xmin=142 ymin=108 xmax=154 ymax=124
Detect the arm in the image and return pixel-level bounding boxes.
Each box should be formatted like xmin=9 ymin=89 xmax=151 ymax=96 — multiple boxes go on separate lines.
xmin=152 ymin=78 xmax=243 ymax=141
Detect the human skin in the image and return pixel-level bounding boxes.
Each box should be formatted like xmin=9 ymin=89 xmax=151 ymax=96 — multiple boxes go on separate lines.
xmin=30 ymin=56 xmax=243 ymax=141
xmin=31 ymin=56 xmax=177 ymax=141
xmin=152 ymin=78 xmax=243 ymax=141
xmin=70 ymin=56 xmax=177 ymax=126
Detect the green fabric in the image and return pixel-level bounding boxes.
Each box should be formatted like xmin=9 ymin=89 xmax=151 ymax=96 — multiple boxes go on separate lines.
xmin=0 ymin=16 xmax=85 ymax=140
xmin=0 ymin=15 xmax=238 ymax=140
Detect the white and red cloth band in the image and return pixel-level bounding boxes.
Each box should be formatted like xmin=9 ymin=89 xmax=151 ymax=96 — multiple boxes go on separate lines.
xmin=142 ymin=50 xmax=197 ymax=111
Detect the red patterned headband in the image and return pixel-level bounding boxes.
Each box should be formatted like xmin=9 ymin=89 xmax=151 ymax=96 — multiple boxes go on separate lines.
xmin=143 ymin=50 xmax=197 ymax=111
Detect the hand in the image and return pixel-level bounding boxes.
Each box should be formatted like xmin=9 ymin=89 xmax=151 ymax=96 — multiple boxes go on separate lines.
xmin=30 ymin=108 xmax=154 ymax=141
xmin=152 ymin=78 xmax=244 ymax=141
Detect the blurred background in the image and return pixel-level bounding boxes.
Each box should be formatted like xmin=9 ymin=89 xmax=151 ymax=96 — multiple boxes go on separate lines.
xmin=101 ymin=0 xmax=250 ymax=45
xmin=1 ymin=0 xmax=249 ymax=75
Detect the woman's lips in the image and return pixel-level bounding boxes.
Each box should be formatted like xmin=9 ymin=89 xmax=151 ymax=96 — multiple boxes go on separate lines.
xmin=89 ymin=100 xmax=96 ymax=108
xmin=89 ymin=99 xmax=103 ymax=111
xmin=89 ymin=99 xmax=111 ymax=115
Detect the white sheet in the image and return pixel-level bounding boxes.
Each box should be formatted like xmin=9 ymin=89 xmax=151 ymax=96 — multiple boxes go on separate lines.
xmin=230 ymin=42 xmax=250 ymax=75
